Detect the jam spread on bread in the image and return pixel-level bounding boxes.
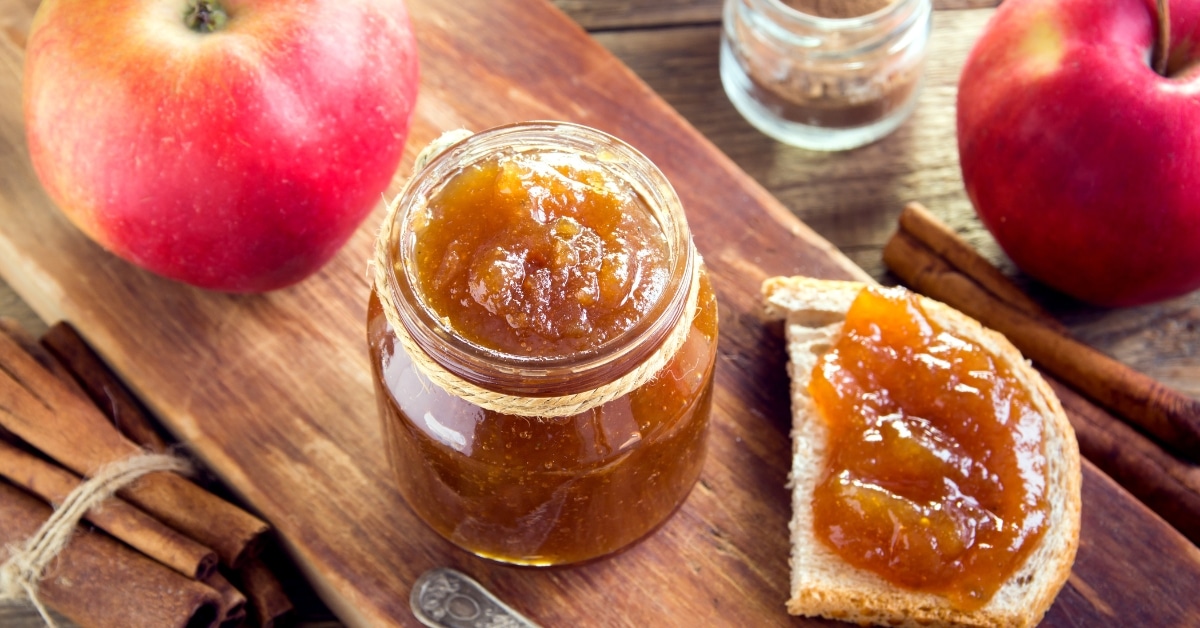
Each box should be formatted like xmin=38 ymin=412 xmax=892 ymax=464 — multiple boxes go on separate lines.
xmin=808 ymin=286 xmax=1049 ymax=610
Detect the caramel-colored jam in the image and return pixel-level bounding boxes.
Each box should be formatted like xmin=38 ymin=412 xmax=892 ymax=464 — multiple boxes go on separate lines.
xmin=809 ymin=287 xmax=1048 ymax=609
xmin=411 ymin=150 xmax=671 ymax=357
xmin=370 ymin=147 xmax=718 ymax=565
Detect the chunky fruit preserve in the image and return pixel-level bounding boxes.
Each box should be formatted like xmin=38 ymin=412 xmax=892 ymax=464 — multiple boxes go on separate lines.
xmin=410 ymin=150 xmax=672 ymax=357
xmin=368 ymin=123 xmax=717 ymax=565
xmin=808 ymin=287 xmax=1048 ymax=609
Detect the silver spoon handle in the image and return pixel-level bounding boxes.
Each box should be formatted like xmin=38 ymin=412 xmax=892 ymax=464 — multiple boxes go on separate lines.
xmin=411 ymin=567 xmax=541 ymax=628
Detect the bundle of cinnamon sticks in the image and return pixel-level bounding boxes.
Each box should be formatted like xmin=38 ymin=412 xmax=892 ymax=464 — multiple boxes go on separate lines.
xmin=0 ymin=320 xmax=295 ymax=628
xmin=884 ymin=202 xmax=1200 ymax=546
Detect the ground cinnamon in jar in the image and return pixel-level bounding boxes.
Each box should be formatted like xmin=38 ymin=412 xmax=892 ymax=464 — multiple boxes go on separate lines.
xmin=720 ymin=0 xmax=931 ymax=150
xmin=783 ymin=0 xmax=894 ymax=19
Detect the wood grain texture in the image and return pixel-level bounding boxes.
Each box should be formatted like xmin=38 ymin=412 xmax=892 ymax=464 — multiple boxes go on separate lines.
xmin=548 ymin=0 xmax=1002 ymax=31
xmin=0 ymin=282 xmax=44 ymax=337
xmin=551 ymin=0 xmax=722 ymax=30
xmin=1 ymin=1 xmax=1199 ymax=628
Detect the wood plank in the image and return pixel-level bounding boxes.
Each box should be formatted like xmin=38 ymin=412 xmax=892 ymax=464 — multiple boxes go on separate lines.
xmin=0 ymin=0 xmax=854 ymax=625
xmin=551 ymin=0 xmax=721 ymax=30
xmin=1 ymin=1 xmax=1198 ymax=627
xmin=549 ymin=0 xmax=1002 ymax=31
xmin=1056 ymin=297 xmax=1200 ymax=399
xmin=0 ymin=281 xmax=44 ymax=337
xmin=1053 ymin=465 xmax=1200 ymax=624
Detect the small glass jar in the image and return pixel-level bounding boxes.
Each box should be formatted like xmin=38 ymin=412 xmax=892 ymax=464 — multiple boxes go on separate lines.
xmin=367 ymin=122 xmax=719 ymax=566
xmin=720 ymin=0 xmax=932 ymax=151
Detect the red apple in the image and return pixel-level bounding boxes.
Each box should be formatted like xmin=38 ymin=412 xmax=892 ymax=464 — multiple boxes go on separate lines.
xmin=957 ymin=0 xmax=1200 ymax=307
xmin=23 ymin=0 xmax=419 ymax=292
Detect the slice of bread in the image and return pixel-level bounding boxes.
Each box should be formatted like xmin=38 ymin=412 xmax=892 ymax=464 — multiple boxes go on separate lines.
xmin=763 ymin=276 xmax=1081 ymax=628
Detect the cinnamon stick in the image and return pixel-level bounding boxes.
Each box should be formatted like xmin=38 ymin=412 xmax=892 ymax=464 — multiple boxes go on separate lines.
xmin=238 ymin=556 xmax=295 ymax=628
xmin=0 ymin=480 xmax=223 ymax=628
xmin=39 ymin=321 xmax=297 ymax=624
xmin=0 ymin=317 xmax=88 ymax=400
xmin=884 ymin=220 xmax=1200 ymax=461
xmin=40 ymin=321 xmax=170 ymax=452
xmin=0 ymin=438 xmax=218 ymax=580
xmin=1045 ymin=378 xmax=1200 ymax=546
xmin=204 ymin=571 xmax=248 ymax=627
xmin=895 ymin=203 xmax=1063 ymax=331
xmin=0 ymin=330 xmax=269 ymax=567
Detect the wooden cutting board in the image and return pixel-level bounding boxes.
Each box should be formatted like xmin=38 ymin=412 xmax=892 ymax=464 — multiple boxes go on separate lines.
xmin=2 ymin=0 xmax=1199 ymax=625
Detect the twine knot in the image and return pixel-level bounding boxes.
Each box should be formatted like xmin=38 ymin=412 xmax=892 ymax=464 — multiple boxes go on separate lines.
xmin=0 ymin=452 xmax=194 ymax=627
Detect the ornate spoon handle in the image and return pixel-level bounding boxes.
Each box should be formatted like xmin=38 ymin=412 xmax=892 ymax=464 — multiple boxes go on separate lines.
xmin=411 ymin=567 xmax=540 ymax=628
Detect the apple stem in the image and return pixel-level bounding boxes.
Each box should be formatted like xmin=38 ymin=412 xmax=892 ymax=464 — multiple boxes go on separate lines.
xmin=1153 ymin=0 xmax=1171 ymax=76
xmin=185 ymin=0 xmax=228 ymax=33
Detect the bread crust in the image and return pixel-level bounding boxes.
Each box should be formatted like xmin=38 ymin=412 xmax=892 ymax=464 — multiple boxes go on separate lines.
xmin=763 ymin=276 xmax=1081 ymax=628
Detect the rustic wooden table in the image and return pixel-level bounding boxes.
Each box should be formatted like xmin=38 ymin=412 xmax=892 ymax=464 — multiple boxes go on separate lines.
xmin=3 ymin=0 xmax=1198 ymax=625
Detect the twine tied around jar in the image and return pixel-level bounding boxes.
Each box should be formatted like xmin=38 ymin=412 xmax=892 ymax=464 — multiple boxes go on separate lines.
xmin=370 ymin=129 xmax=703 ymax=418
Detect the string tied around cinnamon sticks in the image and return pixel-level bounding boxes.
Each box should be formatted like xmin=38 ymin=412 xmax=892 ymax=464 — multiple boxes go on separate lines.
xmin=0 ymin=451 xmax=194 ymax=628
xmin=370 ymin=129 xmax=704 ymax=418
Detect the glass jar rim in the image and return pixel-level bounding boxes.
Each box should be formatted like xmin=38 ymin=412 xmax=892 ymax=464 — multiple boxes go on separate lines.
xmin=380 ymin=121 xmax=696 ymax=396
xmin=731 ymin=0 xmax=931 ymax=59
xmin=756 ymin=0 xmax=926 ymax=28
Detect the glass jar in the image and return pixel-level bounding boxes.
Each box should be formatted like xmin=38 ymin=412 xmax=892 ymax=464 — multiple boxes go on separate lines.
xmin=720 ymin=0 xmax=932 ymax=151
xmin=367 ymin=122 xmax=719 ymax=566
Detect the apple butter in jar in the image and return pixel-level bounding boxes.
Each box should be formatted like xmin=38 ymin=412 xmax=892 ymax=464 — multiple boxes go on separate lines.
xmin=368 ymin=122 xmax=718 ymax=566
